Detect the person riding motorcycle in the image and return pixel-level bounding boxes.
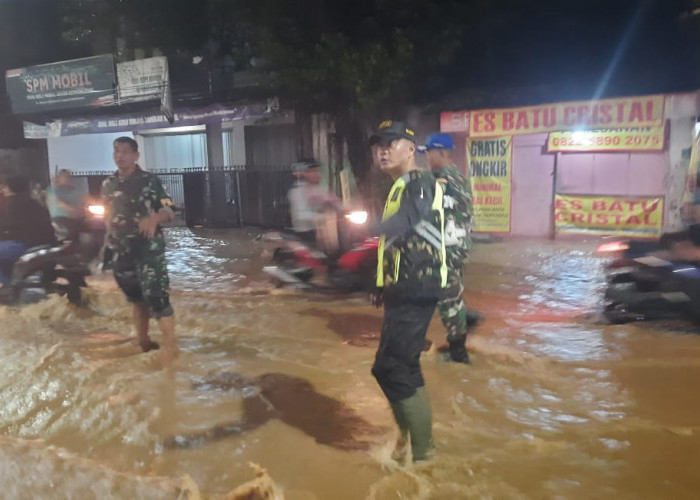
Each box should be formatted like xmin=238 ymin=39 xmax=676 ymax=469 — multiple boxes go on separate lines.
xmin=288 ymin=159 xmax=342 ymax=251
xmin=0 ymin=174 xmax=56 ymax=287
xmin=46 ymin=169 xmax=85 ymax=242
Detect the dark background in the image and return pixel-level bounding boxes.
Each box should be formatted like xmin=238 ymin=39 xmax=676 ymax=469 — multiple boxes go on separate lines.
xmin=1 ymin=0 xmax=700 ymax=148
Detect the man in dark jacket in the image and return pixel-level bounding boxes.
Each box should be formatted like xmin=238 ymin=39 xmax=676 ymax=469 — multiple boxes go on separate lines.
xmin=0 ymin=174 xmax=56 ymax=285
xmin=369 ymin=120 xmax=448 ymax=463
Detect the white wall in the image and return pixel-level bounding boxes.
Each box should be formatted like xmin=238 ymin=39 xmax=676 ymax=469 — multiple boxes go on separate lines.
xmin=46 ymin=117 xmax=277 ymax=175
xmin=47 ymin=132 xmax=134 ymax=174
xmin=141 ymin=133 xmax=208 ymax=170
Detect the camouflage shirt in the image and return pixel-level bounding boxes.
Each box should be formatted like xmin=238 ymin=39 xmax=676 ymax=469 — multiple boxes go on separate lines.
xmin=433 ymin=164 xmax=472 ymax=264
xmin=101 ymin=167 xmax=173 ymax=255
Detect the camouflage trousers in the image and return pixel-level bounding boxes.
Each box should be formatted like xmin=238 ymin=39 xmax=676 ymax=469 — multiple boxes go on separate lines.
xmin=437 ymin=267 xmax=467 ymax=344
xmin=113 ymin=244 xmax=173 ymax=318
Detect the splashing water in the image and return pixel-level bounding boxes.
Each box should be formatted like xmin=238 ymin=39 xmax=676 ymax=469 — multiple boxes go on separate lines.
xmin=0 ymin=229 xmax=699 ymax=498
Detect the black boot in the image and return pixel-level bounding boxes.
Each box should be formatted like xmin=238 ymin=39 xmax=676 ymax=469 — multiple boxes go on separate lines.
xmin=445 ymin=339 xmax=470 ymax=364
xmin=466 ymin=308 xmax=483 ymax=328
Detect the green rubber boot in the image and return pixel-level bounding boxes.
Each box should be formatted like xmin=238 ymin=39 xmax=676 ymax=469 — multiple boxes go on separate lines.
xmin=389 ymin=401 xmax=410 ymax=463
xmin=397 ymin=386 xmax=434 ymax=462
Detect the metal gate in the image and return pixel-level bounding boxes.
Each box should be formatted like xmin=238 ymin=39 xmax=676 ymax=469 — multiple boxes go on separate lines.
xmin=73 ymin=166 xmax=294 ymax=229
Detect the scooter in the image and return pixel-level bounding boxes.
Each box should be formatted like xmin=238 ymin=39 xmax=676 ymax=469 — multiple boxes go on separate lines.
xmin=52 ymin=197 xmax=107 ymax=263
xmin=265 ymin=209 xmax=486 ymax=331
xmin=263 ymin=209 xmax=378 ymax=291
xmin=597 ymin=235 xmax=700 ymax=324
xmin=0 ymin=200 xmax=106 ymax=305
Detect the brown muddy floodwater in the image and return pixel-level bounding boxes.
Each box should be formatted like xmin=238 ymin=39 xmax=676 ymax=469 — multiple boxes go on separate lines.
xmin=1 ymin=227 xmax=699 ymax=499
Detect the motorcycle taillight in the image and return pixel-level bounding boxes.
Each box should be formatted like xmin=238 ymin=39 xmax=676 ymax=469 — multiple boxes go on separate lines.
xmin=596 ymin=241 xmax=629 ymax=254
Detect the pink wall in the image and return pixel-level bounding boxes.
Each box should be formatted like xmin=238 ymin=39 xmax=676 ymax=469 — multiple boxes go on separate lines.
xmin=509 ymin=138 xmax=669 ymax=237
xmin=557 ymin=151 xmax=668 ymax=197
xmin=449 ymin=128 xmax=669 ymax=238
xmin=511 ymin=134 xmax=555 ymax=236
xmin=442 ymin=97 xmax=682 ymax=237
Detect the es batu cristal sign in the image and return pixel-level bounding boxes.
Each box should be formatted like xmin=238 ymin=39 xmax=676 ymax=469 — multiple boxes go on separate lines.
xmin=5 ymin=55 xmax=116 ymax=114
xmin=467 ymin=95 xmax=665 ymax=138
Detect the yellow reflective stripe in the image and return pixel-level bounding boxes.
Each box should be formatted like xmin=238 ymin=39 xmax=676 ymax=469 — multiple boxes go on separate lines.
xmin=377 ymin=176 xmax=448 ymax=289
xmin=383 ymin=177 xmax=406 ymax=220
xmin=431 ymin=180 xmax=443 ymax=211
xmin=432 ymin=181 xmax=448 ymax=288
xmin=377 ymin=177 xmax=407 ymax=287
xmin=394 ymin=251 xmax=401 ymax=283
xmin=376 ymin=235 xmax=385 ymax=287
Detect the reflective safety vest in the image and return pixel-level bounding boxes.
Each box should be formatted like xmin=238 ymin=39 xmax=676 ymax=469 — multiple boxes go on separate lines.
xmin=376 ymin=172 xmax=448 ymax=288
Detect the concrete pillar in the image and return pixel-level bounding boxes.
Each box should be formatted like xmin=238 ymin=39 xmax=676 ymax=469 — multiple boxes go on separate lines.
xmin=206 ymin=121 xmax=225 ymax=167
xmin=230 ymin=121 xmax=246 ymax=166
xmin=135 ymin=135 xmax=147 ymax=170
xmin=663 ymin=93 xmax=700 ymax=231
xmin=665 ymin=117 xmax=693 ymax=231
xmin=206 ymin=121 xmax=228 ymax=226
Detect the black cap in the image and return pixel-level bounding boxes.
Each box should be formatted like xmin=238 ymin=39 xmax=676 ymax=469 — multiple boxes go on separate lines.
xmin=369 ymin=120 xmax=417 ymax=145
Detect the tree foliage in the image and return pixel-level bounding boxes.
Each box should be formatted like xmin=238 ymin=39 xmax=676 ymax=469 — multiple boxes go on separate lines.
xmin=229 ymin=0 xmax=468 ymax=113
xmin=58 ymin=0 xmax=469 ymax=113
xmin=6 ymin=0 xmax=700 ymax=177
xmin=57 ymin=0 xmax=474 ymax=190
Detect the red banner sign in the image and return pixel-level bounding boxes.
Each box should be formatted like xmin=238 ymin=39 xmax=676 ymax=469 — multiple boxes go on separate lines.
xmin=440 ymin=111 xmax=469 ymax=133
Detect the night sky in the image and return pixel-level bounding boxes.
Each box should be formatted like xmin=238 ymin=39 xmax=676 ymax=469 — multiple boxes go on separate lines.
xmin=434 ymin=0 xmax=700 ymax=108
xmin=0 ymin=0 xmax=699 ymax=142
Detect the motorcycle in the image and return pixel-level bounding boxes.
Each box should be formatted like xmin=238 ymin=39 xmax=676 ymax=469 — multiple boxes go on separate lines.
xmin=597 ymin=234 xmax=700 ymax=324
xmin=263 ymin=208 xmax=378 ymax=292
xmin=264 ymin=207 xmax=485 ymax=329
xmin=0 ymin=200 xmax=106 ymax=305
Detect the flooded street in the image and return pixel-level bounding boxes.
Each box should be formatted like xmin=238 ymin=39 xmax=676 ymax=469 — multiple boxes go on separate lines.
xmin=1 ymin=227 xmax=700 ymax=499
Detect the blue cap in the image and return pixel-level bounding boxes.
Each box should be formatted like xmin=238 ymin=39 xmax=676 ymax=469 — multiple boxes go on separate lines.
xmin=417 ymin=133 xmax=454 ymax=152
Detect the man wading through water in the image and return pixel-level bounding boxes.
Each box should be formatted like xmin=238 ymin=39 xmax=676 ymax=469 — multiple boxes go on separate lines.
xmin=102 ymin=137 xmax=178 ymax=363
xmin=419 ymin=133 xmax=474 ymax=363
xmin=369 ymin=121 xmax=448 ymax=462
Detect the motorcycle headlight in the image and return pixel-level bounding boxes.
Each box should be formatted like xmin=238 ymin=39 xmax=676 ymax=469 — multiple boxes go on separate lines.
xmin=345 ymin=211 xmax=368 ymax=225
xmin=87 ymin=204 xmax=105 ymax=216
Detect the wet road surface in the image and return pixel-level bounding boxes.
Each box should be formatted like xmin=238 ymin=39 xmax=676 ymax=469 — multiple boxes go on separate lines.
xmin=0 ymin=227 xmax=699 ymax=499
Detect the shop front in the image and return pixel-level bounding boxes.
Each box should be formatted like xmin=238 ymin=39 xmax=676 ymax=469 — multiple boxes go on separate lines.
xmin=440 ymin=92 xmax=699 ymax=238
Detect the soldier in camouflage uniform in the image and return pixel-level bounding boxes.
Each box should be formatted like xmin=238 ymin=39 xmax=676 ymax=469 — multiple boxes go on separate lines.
xmin=419 ymin=133 xmax=473 ymax=364
xmin=102 ymin=137 xmax=177 ymax=359
xmin=369 ymin=121 xmax=448 ymax=463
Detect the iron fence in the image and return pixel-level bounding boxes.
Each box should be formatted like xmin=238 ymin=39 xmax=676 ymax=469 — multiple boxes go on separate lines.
xmin=72 ymin=165 xmax=294 ymax=229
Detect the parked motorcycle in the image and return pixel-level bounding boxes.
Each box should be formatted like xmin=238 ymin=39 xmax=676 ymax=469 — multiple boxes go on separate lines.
xmin=0 ymin=199 xmax=106 ymax=305
xmin=597 ymin=235 xmax=700 ymax=324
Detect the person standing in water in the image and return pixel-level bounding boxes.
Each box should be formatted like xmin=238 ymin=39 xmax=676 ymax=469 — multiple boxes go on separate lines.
xmin=101 ymin=137 xmax=178 ymax=362
xmin=369 ymin=120 xmax=449 ymax=462
xmin=419 ymin=133 xmax=474 ymax=364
